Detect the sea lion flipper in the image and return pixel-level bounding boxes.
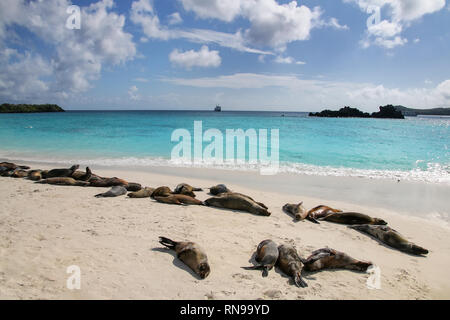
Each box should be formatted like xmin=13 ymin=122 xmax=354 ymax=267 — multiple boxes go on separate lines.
xmin=294 ymin=274 xmax=308 ymax=288
xmin=159 ymin=237 xmax=178 ymax=250
xmin=306 ymin=216 xmax=320 ymax=224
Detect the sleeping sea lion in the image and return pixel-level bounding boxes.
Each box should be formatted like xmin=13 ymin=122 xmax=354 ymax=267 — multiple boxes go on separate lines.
xmin=218 ymin=192 xmax=268 ymax=209
xmin=126 ymin=183 xmax=142 ymax=192
xmin=71 ymin=167 xmax=92 ymax=181
xmin=11 ymin=169 xmax=28 ymax=178
xmin=276 ymin=244 xmax=308 ymax=288
xmin=283 ymin=202 xmax=319 ymax=223
xmin=173 ymin=183 xmax=203 ymax=198
xmin=88 ymin=177 xmax=128 ymax=188
xmin=205 ymin=193 xmax=271 ymax=216
xmin=318 ymin=212 xmax=387 ymax=225
xmin=303 ymin=248 xmax=372 ymax=272
xmin=159 ymin=237 xmax=210 ymax=279
xmin=209 ymin=184 xmax=230 ymax=195
xmin=95 ymin=186 xmax=128 ymax=198
xmin=0 ymin=162 xmax=17 ymax=170
xmin=45 ymin=165 xmax=80 ymax=178
xmin=154 ymin=194 xmax=204 ymax=205
xmin=128 ymin=187 xmax=155 ymax=198
xmin=28 ymin=170 xmax=43 ymax=181
xmin=349 ymin=225 xmax=428 ymax=256
xmin=36 ymin=177 xmax=89 ymax=186
xmin=307 ymin=205 xmax=342 ymax=220
xmin=151 ymin=186 xmax=172 ymax=198
xmin=242 ymin=239 xmax=279 ymax=277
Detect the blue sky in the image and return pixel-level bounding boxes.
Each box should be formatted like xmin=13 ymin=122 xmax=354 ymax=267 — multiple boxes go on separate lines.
xmin=0 ymin=0 xmax=449 ymax=111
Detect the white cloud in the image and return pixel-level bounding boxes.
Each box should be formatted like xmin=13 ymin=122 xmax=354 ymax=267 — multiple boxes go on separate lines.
xmin=167 ymin=12 xmax=183 ymax=25
xmin=134 ymin=78 xmax=149 ymax=82
xmin=128 ymin=85 xmax=140 ymax=100
xmin=0 ymin=0 xmax=136 ymax=102
xmin=274 ymin=56 xmax=305 ymax=65
xmin=179 ymin=0 xmax=243 ymax=22
xmin=344 ymin=0 xmax=446 ymax=49
xmin=169 ymin=45 xmax=221 ymax=69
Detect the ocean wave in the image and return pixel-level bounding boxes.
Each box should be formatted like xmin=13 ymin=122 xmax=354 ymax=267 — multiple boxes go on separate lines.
xmin=1 ymin=152 xmax=449 ymax=185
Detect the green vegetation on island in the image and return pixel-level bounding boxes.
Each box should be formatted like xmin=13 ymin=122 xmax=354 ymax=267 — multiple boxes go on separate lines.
xmin=309 ymin=105 xmax=404 ymax=119
xmin=0 ymin=103 xmax=65 ymax=113
xmin=393 ymin=106 xmax=450 ymax=116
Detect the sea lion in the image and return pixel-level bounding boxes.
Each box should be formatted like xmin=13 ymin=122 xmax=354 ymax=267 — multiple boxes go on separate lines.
xmin=307 ymin=205 xmax=342 ymax=220
xmin=349 ymin=225 xmax=428 ymax=256
xmin=11 ymin=169 xmax=28 ymax=178
xmin=276 ymin=244 xmax=308 ymax=288
xmin=0 ymin=166 xmax=10 ymax=173
xmin=218 ymin=192 xmax=269 ymax=210
xmin=283 ymin=202 xmax=319 ymax=223
xmin=209 ymin=184 xmax=230 ymax=195
xmin=303 ymin=248 xmax=372 ymax=272
xmin=28 ymin=170 xmax=43 ymax=181
xmin=318 ymin=212 xmax=387 ymax=225
xmin=71 ymin=167 xmax=92 ymax=181
xmin=127 ymin=187 xmax=155 ymax=198
xmin=88 ymin=177 xmax=128 ymax=188
xmin=154 ymin=194 xmax=204 ymax=206
xmin=159 ymin=236 xmax=210 ymax=279
xmin=37 ymin=177 xmax=89 ymax=186
xmin=46 ymin=164 xmax=80 ymax=178
xmin=205 ymin=193 xmax=271 ymax=216
xmin=126 ymin=183 xmax=142 ymax=192
xmin=95 ymin=186 xmax=128 ymax=198
xmin=0 ymin=170 xmax=14 ymax=177
xmin=242 ymin=240 xmax=279 ymax=277
xmin=0 ymin=162 xmax=17 ymax=170
xmin=174 ymin=183 xmax=202 ymax=197
xmin=151 ymin=186 xmax=172 ymax=198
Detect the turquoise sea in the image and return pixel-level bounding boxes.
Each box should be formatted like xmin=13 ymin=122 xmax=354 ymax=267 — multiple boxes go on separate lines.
xmin=0 ymin=111 xmax=449 ymax=183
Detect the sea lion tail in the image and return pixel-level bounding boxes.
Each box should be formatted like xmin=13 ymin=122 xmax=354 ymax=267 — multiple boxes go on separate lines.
xmin=411 ymin=244 xmax=429 ymax=255
xmin=94 ymin=193 xmax=104 ymax=198
xmin=159 ymin=237 xmax=178 ymax=250
xmin=306 ymin=216 xmax=320 ymax=224
xmin=294 ymin=274 xmax=308 ymax=288
xmin=241 ymin=265 xmax=269 ymax=277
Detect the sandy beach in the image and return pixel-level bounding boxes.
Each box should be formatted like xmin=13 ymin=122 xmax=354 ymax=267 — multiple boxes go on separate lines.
xmin=0 ymin=161 xmax=449 ymax=300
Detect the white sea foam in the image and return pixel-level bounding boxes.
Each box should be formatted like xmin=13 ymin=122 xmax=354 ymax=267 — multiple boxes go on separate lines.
xmin=2 ymin=152 xmax=449 ymax=185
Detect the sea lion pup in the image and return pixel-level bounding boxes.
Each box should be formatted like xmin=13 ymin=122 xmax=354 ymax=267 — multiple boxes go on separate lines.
xmin=128 ymin=187 xmax=155 ymax=198
xmin=283 ymin=202 xmax=319 ymax=224
xmin=11 ymin=169 xmax=29 ymax=178
xmin=28 ymin=170 xmax=43 ymax=181
xmin=126 ymin=183 xmax=142 ymax=192
xmin=303 ymin=248 xmax=372 ymax=272
xmin=242 ymin=240 xmax=279 ymax=277
xmin=276 ymin=244 xmax=308 ymax=288
xmin=349 ymin=225 xmax=429 ymax=256
xmin=154 ymin=194 xmax=204 ymax=206
xmin=37 ymin=177 xmax=89 ymax=186
xmin=45 ymin=164 xmax=80 ymax=178
xmin=71 ymin=167 xmax=92 ymax=181
xmin=150 ymin=186 xmax=172 ymax=198
xmin=209 ymin=184 xmax=230 ymax=195
xmin=95 ymin=186 xmax=128 ymax=198
xmin=174 ymin=183 xmax=203 ymax=198
xmin=88 ymin=177 xmax=128 ymax=188
xmin=318 ymin=212 xmax=387 ymax=225
xmin=205 ymin=193 xmax=271 ymax=216
xmin=159 ymin=237 xmax=210 ymax=279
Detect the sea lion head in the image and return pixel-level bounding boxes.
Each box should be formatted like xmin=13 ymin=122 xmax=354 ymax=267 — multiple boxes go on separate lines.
xmin=70 ymin=164 xmax=80 ymax=171
xmin=411 ymin=245 xmax=428 ymax=255
xmin=372 ymin=218 xmax=388 ymax=225
xmin=197 ymin=262 xmax=211 ymax=279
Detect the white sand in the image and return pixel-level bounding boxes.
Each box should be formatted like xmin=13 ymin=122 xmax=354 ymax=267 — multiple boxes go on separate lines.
xmin=0 ymin=162 xmax=449 ymax=300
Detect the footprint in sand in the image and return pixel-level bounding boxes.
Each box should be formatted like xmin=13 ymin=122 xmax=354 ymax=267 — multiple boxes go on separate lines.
xmin=264 ymin=289 xmax=282 ymax=299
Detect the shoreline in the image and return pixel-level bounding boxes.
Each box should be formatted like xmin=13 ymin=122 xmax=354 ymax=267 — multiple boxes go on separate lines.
xmin=0 ymin=161 xmax=450 ymax=299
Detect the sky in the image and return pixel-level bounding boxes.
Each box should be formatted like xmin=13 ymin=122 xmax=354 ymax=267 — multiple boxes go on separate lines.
xmin=0 ymin=0 xmax=450 ymax=112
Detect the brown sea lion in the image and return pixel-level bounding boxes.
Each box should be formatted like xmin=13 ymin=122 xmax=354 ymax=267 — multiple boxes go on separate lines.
xmin=307 ymin=205 xmax=342 ymax=220
xmin=11 ymin=169 xmax=28 ymax=178
xmin=36 ymin=177 xmax=89 ymax=186
xmin=242 ymin=239 xmax=279 ymax=277
xmin=95 ymin=186 xmax=127 ymax=198
xmin=126 ymin=183 xmax=142 ymax=192
xmin=303 ymin=248 xmax=372 ymax=272
xmin=173 ymin=183 xmax=203 ymax=198
xmin=88 ymin=177 xmax=128 ymax=187
xmin=283 ymin=202 xmax=320 ymax=223
xmin=28 ymin=170 xmax=43 ymax=181
xmin=209 ymin=184 xmax=230 ymax=195
xmin=71 ymin=167 xmax=92 ymax=181
xmin=318 ymin=212 xmax=387 ymax=225
xmin=205 ymin=193 xmax=271 ymax=216
xmin=276 ymin=244 xmax=308 ymax=288
xmin=0 ymin=162 xmax=17 ymax=170
xmin=45 ymin=164 xmax=79 ymax=178
xmin=127 ymin=187 xmax=155 ymax=198
xmin=218 ymin=192 xmax=269 ymax=210
xmin=151 ymin=186 xmax=172 ymax=198
xmin=154 ymin=194 xmax=204 ymax=205
xmin=349 ymin=225 xmax=428 ymax=256
xmin=159 ymin=237 xmax=210 ymax=279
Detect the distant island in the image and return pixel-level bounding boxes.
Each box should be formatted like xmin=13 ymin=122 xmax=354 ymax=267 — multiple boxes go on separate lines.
xmin=0 ymin=103 xmax=65 ymax=113
xmin=310 ymin=105 xmax=404 ymax=119
xmin=394 ymin=106 xmax=450 ymax=116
